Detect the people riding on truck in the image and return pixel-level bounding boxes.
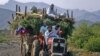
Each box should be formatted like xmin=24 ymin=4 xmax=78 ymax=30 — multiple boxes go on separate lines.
xmin=52 ymin=25 xmax=60 ymax=36
xmin=44 ymin=26 xmax=52 ymax=45
xmin=44 ymin=25 xmax=60 ymax=45
xmin=40 ymin=21 xmax=48 ymax=36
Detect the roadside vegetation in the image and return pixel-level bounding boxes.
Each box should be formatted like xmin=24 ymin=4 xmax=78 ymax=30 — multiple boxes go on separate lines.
xmin=68 ymin=22 xmax=100 ymax=55
xmin=0 ymin=31 xmax=9 ymax=43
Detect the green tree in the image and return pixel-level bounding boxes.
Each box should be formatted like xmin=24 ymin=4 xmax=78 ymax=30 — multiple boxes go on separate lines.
xmin=70 ymin=22 xmax=100 ymax=52
xmin=71 ymin=22 xmax=92 ymax=48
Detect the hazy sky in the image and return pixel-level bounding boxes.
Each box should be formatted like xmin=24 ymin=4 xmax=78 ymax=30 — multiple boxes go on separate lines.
xmin=0 ymin=0 xmax=100 ymax=11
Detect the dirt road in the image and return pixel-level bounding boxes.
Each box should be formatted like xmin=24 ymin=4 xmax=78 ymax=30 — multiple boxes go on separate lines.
xmin=0 ymin=42 xmax=21 ymax=56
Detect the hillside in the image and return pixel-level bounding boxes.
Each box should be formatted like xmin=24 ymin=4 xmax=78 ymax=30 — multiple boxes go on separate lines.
xmin=0 ymin=0 xmax=66 ymax=13
xmin=73 ymin=9 xmax=100 ymax=22
xmin=0 ymin=8 xmax=15 ymax=29
xmin=93 ymin=10 xmax=100 ymax=16
xmin=0 ymin=0 xmax=100 ymax=29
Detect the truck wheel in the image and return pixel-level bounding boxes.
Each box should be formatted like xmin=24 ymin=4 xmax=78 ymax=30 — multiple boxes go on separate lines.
xmin=63 ymin=53 xmax=67 ymax=56
xmin=31 ymin=39 xmax=40 ymax=56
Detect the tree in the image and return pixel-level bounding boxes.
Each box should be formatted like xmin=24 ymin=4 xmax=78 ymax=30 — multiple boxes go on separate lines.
xmin=70 ymin=22 xmax=100 ymax=52
xmin=70 ymin=22 xmax=92 ymax=48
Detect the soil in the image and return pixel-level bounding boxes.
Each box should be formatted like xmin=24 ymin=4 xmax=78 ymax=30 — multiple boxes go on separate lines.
xmin=0 ymin=41 xmax=21 ymax=56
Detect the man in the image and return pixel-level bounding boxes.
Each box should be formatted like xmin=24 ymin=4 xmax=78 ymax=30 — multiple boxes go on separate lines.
xmin=47 ymin=4 xmax=56 ymax=18
xmin=52 ymin=25 xmax=60 ymax=38
xmin=44 ymin=26 xmax=52 ymax=45
xmin=40 ymin=21 xmax=48 ymax=36
xmin=16 ymin=25 xmax=23 ymax=35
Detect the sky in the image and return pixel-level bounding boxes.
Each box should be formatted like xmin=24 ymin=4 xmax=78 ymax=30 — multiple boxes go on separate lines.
xmin=0 ymin=0 xmax=100 ymax=11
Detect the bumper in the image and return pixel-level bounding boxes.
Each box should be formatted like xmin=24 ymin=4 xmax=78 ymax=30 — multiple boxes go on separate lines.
xmin=51 ymin=53 xmax=63 ymax=56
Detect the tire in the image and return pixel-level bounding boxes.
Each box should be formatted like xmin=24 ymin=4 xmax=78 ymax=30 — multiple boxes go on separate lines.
xmin=63 ymin=53 xmax=67 ymax=56
xmin=31 ymin=39 xmax=40 ymax=56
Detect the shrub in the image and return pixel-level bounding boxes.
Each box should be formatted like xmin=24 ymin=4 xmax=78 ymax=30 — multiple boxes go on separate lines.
xmin=70 ymin=22 xmax=91 ymax=48
xmin=84 ymin=37 xmax=100 ymax=52
xmin=0 ymin=33 xmax=8 ymax=42
xmin=68 ymin=21 xmax=100 ymax=52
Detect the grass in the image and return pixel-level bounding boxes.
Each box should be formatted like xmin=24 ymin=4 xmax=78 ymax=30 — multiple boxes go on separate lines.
xmin=67 ymin=41 xmax=100 ymax=56
xmin=0 ymin=30 xmax=11 ymax=43
xmin=0 ymin=33 xmax=9 ymax=43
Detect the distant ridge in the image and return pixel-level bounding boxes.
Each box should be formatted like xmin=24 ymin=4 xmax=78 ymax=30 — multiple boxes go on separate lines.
xmin=0 ymin=0 xmax=100 ymax=29
xmin=0 ymin=8 xmax=15 ymax=29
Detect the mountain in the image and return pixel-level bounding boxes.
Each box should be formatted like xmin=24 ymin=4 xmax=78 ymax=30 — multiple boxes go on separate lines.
xmin=75 ymin=20 xmax=94 ymax=27
xmin=0 ymin=0 xmax=49 ymax=11
xmin=0 ymin=0 xmax=65 ymax=29
xmin=93 ymin=10 xmax=100 ymax=17
xmin=73 ymin=9 xmax=100 ymax=22
xmin=0 ymin=0 xmax=66 ymax=13
xmin=0 ymin=8 xmax=15 ymax=29
xmin=0 ymin=0 xmax=100 ymax=29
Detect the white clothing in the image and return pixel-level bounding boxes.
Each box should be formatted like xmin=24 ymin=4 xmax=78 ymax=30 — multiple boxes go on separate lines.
xmin=44 ymin=30 xmax=58 ymax=45
xmin=40 ymin=26 xmax=48 ymax=36
xmin=47 ymin=8 xmax=55 ymax=14
xmin=47 ymin=8 xmax=56 ymax=18
xmin=48 ymin=14 xmax=56 ymax=18
xmin=52 ymin=25 xmax=60 ymax=36
xmin=52 ymin=25 xmax=56 ymax=31
xmin=44 ymin=30 xmax=51 ymax=45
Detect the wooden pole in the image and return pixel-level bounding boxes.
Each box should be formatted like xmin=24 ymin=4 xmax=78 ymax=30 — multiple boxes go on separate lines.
xmin=67 ymin=10 xmax=69 ymax=18
xmin=44 ymin=8 xmax=46 ymax=16
xmin=8 ymin=21 xmax=11 ymax=25
xmin=16 ymin=5 xmax=18 ymax=16
xmin=16 ymin=5 xmax=18 ymax=12
xmin=12 ymin=13 xmax=14 ymax=19
xmin=25 ymin=6 xmax=27 ymax=16
xmin=42 ymin=8 xmax=44 ymax=18
xmin=71 ymin=10 xmax=73 ymax=18
xmin=56 ymin=9 xmax=57 ymax=15
xmin=18 ymin=6 xmax=21 ymax=12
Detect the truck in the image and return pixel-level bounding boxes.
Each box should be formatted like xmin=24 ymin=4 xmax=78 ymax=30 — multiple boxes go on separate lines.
xmin=8 ymin=4 xmax=74 ymax=56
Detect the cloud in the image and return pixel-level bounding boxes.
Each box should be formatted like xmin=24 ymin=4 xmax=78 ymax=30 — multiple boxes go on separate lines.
xmin=0 ymin=0 xmax=9 ymax=5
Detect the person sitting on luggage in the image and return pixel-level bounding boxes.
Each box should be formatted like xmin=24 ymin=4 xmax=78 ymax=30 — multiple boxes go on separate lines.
xmin=44 ymin=26 xmax=52 ymax=45
xmin=57 ymin=28 xmax=63 ymax=37
xmin=45 ymin=25 xmax=59 ymax=45
xmin=52 ymin=25 xmax=60 ymax=38
xmin=47 ymin=4 xmax=56 ymax=19
xmin=40 ymin=21 xmax=48 ymax=36
xmin=55 ymin=25 xmax=64 ymax=37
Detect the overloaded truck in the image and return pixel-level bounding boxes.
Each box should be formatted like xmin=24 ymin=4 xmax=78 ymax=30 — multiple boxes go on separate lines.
xmin=8 ymin=4 xmax=74 ymax=56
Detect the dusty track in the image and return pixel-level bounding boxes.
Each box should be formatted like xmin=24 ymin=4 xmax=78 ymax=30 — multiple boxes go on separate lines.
xmin=0 ymin=42 xmax=21 ymax=56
